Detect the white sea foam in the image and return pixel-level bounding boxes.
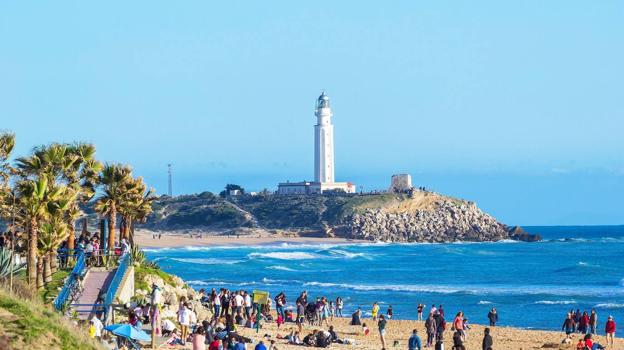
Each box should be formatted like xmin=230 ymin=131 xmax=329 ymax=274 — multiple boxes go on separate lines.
xmin=478 ymin=301 xmax=493 ymax=305
xmin=595 ymin=303 xmax=624 ymax=309
xmin=266 ymin=265 xmax=297 ymax=272
xmin=171 ymin=258 xmax=243 ymax=265
xmin=327 ymin=249 xmax=366 ymax=259
xmin=186 ymin=280 xmax=229 ymax=286
xmin=248 ymin=252 xmax=318 ymax=260
xmin=534 ymin=300 xmax=577 ymax=305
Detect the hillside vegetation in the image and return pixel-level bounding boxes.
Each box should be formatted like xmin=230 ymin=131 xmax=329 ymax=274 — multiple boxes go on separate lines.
xmin=0 ymin=287 xmax=103 ymax=350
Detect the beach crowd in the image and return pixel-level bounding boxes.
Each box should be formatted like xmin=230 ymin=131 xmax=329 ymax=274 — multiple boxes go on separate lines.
xmin=118 ymin=287 xmax=554 ymax=350
xmin=104 ymin=286 xmax=619 ymax=350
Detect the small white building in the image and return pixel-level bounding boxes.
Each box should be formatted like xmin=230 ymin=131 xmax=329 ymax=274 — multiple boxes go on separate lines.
xmin=277 ymin=181 xmax=355 ymax=195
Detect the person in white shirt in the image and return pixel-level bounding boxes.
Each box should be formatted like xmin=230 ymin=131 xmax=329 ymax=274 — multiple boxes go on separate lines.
xmin=234 ymin=292 xmax=244 ymax=316
xmin=91 ymin=316 xmax=104 ymax=339
xmin=244 ymin=291 xmax=252 ymax=319
xmin=178 ymin=303 xmax=191 ymax=344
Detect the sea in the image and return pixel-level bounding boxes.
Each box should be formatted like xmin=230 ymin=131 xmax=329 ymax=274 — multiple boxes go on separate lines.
xmin=145 ymin=226 xmax=624 ymax=331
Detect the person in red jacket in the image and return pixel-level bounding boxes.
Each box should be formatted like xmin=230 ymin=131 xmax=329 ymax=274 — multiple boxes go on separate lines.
xmin=605 ymin=315 xmax=616 ymax=347
xmin=579 ymin=311 xmax=590 ymax=334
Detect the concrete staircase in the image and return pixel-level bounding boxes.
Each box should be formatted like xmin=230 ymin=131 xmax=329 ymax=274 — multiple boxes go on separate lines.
xmin=72 ymin=268 xmax=115 ymax=320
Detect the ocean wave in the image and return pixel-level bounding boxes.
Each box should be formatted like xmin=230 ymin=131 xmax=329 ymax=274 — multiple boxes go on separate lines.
xmin=542 ymin=237 xmax=624 ymax=244
xmin=301 ymin=282 xmax=624 ymax=298
xmin=266 ymin=265 xmax=297 ymax=272
xmin=478 ymin=301 xmax=493 ymax=305
xmin=327 ymin=249 xmax=367 ymax=259
xmin=171 ymin=258 xmax=244 ymax=265
xmin=186 ymin=280 xmax=229 ymax=286
xmin=595 ymin=303 xmax=624 ymax=309
xmin=535 ymin=300 xmax=577 ymax=305
xmin=577 ymin=261 xmax=600 ymax=268
xmin=248 ymin=252 xmax=318 ymax=260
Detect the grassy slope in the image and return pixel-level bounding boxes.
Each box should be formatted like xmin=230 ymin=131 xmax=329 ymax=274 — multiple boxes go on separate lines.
xmin=0 ymin=287 xmax=103 ymax=350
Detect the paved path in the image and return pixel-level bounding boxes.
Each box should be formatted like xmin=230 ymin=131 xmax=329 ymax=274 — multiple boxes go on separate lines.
xmin=73 ymin=269 xmax=115 ymax=320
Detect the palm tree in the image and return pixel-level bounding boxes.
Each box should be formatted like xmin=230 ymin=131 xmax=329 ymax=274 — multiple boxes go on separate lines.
xmin=63 ymin=143 xmax=101 ymax=258
xmin=95 ymin=164 xmax=135 ymax=254
xmin=40 ymin=215 xmax=70 ymax=283
xmin=15 ymin=144 xmax=76 ymax=287
xmin=118 ymin=176 xmax=156 ymax=245
xmin=15 ymin=178 xmax=50 ymax=286
xmin=0 ymin=132 xmax=15 ymax=187
xmin=0 ymin=132 xmax=15 ymax=222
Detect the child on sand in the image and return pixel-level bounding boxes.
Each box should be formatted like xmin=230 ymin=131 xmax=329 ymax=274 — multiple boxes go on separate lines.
xmin=362 ymin=322 xmax=370 ymax=335
xmin=387 ymin=305 xmax=393 ymax=319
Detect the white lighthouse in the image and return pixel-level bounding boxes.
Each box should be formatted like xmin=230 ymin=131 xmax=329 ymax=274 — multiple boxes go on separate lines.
xmin=277 ymin=91 xmax=355 ymax=195
xmin=314 ymin=91 xmax=335 ymax=183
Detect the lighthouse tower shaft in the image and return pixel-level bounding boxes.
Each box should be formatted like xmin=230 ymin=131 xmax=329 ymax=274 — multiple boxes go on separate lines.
xmin=314 ymin=93 xmax=335 ymax=183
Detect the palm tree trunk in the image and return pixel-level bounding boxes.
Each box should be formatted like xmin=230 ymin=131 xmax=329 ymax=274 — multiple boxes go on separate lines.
xmin=128 ymin=218 xmax=134 ymax=246
xmin=27 ymin=217 xmax=38 ymax=286
xmin=43 ymin=254 xmax=52 ymax=284
xmin=82 ymin=217 xmax=88 ymax=235
xmin=50 ymin=250 xmax=58 ymax=274
xmin=108 ymin=203 xmax=116 ymax=254
xmin=67 ymin=222 xmax=75 ymax=260
xmin=119 ymin=216 xmax=125 ymax=240
xmin=36 ymin=258 xmax=44 ymax=289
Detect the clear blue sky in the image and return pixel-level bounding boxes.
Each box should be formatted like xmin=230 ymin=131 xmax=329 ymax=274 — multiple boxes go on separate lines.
xmin=1 ymin=1 xmax=622 ymax=225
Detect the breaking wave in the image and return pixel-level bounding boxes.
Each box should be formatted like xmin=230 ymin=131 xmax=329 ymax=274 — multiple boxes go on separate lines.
xmin=534 ymin=300 xmax=577 ymax=305
xmin=171 ymin=258 xmax=243 ymax=265
xmin=248 ymin=252 xmax=318 ymax=260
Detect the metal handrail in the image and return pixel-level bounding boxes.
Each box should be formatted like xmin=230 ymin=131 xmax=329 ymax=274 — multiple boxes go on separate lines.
xmin=102 ymin=252 xmax=131 ymax=319
xmin=53 ymin=252 xmax=86 ymax=311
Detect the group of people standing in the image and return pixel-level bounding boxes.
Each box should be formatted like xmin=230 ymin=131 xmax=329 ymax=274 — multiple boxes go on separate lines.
xmin=562 ymin=310 xmax=616 ymax=348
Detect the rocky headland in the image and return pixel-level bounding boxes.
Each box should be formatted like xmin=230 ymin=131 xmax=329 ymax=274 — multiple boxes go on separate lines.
xmin=138 ymin=190 xmax=540 ymax=243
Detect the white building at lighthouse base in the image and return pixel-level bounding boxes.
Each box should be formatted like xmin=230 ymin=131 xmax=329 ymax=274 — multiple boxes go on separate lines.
xmin=277 ymin=181 xmax=355 ymax=195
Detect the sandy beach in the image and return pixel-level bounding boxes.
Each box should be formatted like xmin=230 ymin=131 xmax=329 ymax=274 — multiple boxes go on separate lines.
xmin=134 ymin=229 xmax=365 ymax=249
xmin=157 ymin=313 xmax=622 ymax=350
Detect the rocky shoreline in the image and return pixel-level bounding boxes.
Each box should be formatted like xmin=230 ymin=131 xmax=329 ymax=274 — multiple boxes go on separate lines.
xmin=347 ymin=197 xmax=540 ymax=243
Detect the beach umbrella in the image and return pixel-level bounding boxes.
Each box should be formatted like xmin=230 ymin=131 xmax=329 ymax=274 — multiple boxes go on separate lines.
xmin=104 ymin=324 xmax=151 ymax=342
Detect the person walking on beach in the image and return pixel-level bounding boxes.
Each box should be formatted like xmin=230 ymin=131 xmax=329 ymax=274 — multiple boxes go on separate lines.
xmin=579 ymin=311 xmax=590 ymax=334
xmin=329 ymin=301 xmax=335 ymax=322
xmin=372 ymin=302 xmax=380 ymax=321
xmin=562 ymin=313 xmax=576 ymax=342
xmin=387 ymin=305 xmax=393 ymax=319
xmin=417 ymin=303 xmax=424 ymax=321
xmin=296 ymin=300 xmax=305 ymax=333
xmin=605 ymin=315 xmax=616 ymax=347
xmin=409 ymin=329 xmax=422 ymax=350
xmin=453 ymin=312 xmax=465 ymax=341
xmin=482 ymin=328 xmax=493 ymax=350
xmin=438 ymin=305 xmax=445 ymax=318
xmin=336 ymin=297 xmax=344 ymax=317
xmin=378 ymin=314 xmax=388 ymax=349
xmin=274 ymin=292 xmax=286 ymax=321
xmin=425 ymin=313 xmax=437 ymax=347
xmin=487 ymin=308 xmax=498 ymax=326
xmin=589 ymin=309 xmax=598 ymax=335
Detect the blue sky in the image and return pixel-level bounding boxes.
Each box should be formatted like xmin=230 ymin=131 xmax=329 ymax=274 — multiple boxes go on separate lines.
xmin=1 ymin=1 xmax=622 ymax=225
